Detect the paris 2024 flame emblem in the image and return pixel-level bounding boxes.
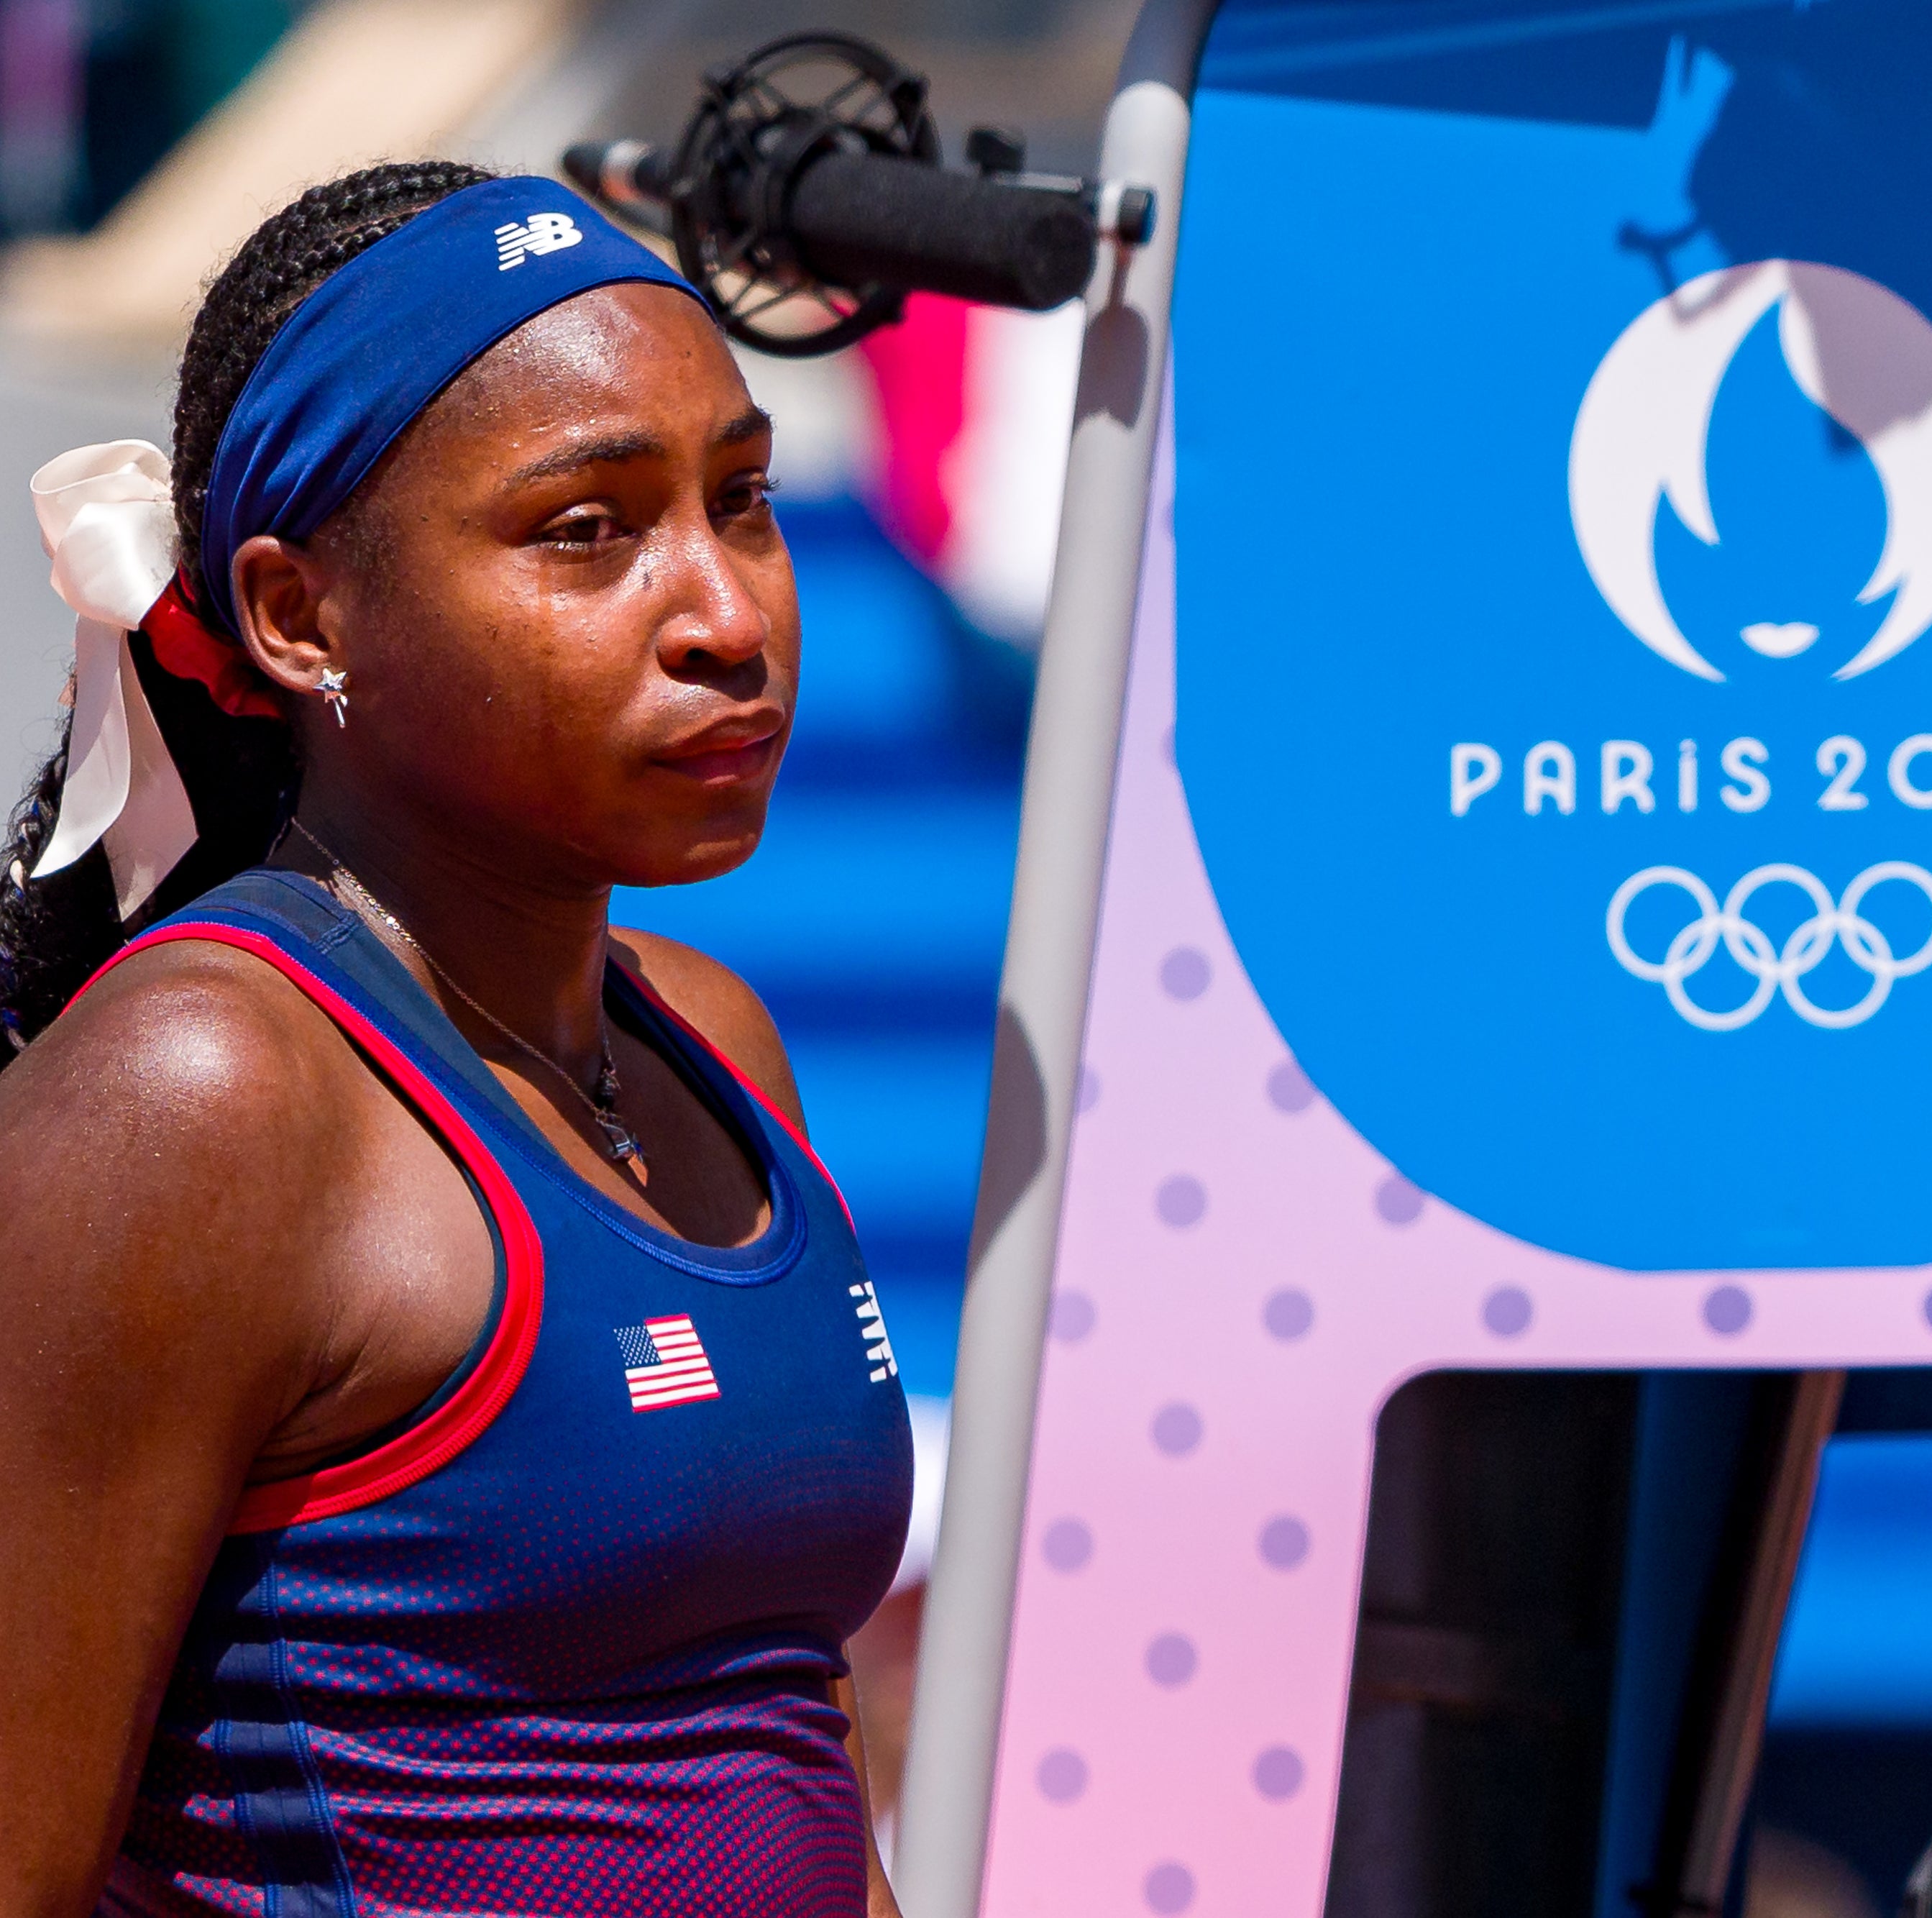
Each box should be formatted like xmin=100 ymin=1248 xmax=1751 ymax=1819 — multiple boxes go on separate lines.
xmin=1565 ymin=262 xmax=1932 ymax=1033
xmin=1568 ymin=260 xmax=1932 ymax=683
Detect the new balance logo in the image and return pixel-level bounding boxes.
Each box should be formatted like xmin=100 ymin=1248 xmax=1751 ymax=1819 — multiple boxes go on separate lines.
xmin=494 ymin=211 xmax=584 ymax=270
xmin=849 ymin=1282 xmax=897 ymax=1383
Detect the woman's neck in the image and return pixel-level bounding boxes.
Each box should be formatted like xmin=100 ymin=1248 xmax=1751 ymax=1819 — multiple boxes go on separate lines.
xmin=276 ymin=797 xmax=618 ymax=1084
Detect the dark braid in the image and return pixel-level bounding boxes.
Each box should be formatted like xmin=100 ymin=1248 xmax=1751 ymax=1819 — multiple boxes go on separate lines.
xmin=0 ymin=160 xmax=496 ymax=1064
xmin=0 ymin=734 xmax=122 ymax=1054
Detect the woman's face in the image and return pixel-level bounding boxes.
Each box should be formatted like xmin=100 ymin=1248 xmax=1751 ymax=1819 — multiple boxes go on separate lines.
xmin=244 ymin=280 xmax=798 ymax=892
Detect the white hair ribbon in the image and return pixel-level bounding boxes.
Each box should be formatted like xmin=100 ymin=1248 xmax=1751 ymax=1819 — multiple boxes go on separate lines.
xmin=29 ymin=441 xmax=198 ymax=918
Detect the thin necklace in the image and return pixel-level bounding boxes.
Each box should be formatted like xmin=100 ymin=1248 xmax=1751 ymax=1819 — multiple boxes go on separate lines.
xmin=289 ymin=819 xmax=644 ymax=1166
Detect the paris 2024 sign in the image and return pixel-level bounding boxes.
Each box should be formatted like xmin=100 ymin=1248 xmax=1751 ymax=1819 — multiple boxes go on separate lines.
xmin=1181 ymin=24 xmax=1932 ymax=1274
xmin=983 ymin=8 xmax=1932 ymax=1914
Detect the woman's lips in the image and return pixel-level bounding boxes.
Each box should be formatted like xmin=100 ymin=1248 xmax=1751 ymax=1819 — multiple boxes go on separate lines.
xmin=652 ymin=721 xmax=782 ymax=783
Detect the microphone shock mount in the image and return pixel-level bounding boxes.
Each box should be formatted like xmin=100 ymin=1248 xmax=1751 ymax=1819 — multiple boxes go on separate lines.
xmin=564 ymin=33 xmax=1155 ymax=359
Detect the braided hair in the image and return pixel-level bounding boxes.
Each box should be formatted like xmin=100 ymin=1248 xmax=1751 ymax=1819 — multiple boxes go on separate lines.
xmin=0 ymin=160 xmax=495 ymax=1063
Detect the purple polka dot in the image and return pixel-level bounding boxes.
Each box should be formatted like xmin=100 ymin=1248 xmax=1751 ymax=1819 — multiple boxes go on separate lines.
xmin=1162 ymin=725 xmax=1177 ymax=768
xmin=1922 ymin=1287 xmax=1932 ymax=1332
xmin=1160 ymin=948 xmax=1211 ymax=1000
xmin=1043 ymin=1518 xmax=1093 ymax=1571
xmin=1704 ymin=1284 xmax=1753 ymax=1335
xmin=1268 ymin=1061 xmax=1315 ymax=1113
xmin=1144 ymin=1863 xmax=1196 ymax=1914
xmin=1483 ymin=1286 xmax=1533 ymax=1338
xmin=1151 ymin=1403 xmax=1203 ymax=1456
xmin=1264 ymin=1288 xmax=1314 ymax=1341
xmin=1157 ymin=1175 xmax=1207 ymax=1228
xmin=1253 ymin=1746 xmax=1305 ymax=1801
xmin=1145 ymin=1633 xmax=1197 ymax=1686
xmin=1259 ymin=1515 xmax=1310 ymax=1568
xmin=1076 ymin=1066 xmax=1100 ymax=1113
xmin=1037 ymin=1748 xmax=1088 ymax=1803
xmin=1375 ymin=1174 xmax=1424 ymax=1225
xmin=1049 ymin=1292 xmax=1096 ymax=1343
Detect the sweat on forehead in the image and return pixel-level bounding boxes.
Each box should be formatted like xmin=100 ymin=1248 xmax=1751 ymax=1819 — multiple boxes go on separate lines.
xmin=199 ymin=177 xmax=708 ymax=638
xmin=440 ymin=281 xmax=733 ymax=414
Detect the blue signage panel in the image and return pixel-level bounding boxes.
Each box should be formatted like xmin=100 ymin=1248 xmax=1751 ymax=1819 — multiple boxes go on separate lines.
xmin=1176 ymin=0 xmax=1932 ymax=1269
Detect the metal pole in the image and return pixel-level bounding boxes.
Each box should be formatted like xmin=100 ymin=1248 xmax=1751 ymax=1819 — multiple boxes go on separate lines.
xmin=892 ymin=4 xmax=1217 ymax=1912
xmin=1658 ymin=1371 xmax=1846 ymax=1915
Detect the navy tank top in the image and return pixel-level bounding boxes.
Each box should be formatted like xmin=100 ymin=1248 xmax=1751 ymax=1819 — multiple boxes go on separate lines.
xmin=88 ymin=871 xmax=914 ymax=1917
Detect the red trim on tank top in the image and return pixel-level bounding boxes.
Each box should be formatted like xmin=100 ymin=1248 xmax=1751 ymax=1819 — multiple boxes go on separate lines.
xmin=70 ymin=923 xmax=544 ymax=1535
xmin=610 ymin=959 xmax=857 ymax=1234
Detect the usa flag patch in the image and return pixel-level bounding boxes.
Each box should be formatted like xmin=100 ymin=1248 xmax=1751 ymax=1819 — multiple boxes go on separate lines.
xmin=614 ymin=1316 xmax=719 ymax=1412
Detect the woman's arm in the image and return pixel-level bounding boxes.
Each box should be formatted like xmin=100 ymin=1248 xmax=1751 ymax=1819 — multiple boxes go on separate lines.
xmin=0 ymin=947 xmax=372 ymax=1914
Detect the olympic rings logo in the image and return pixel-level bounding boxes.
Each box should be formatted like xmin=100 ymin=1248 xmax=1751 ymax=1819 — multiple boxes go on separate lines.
xmin=1606 ymin=862 xmax=1932 ymax=1030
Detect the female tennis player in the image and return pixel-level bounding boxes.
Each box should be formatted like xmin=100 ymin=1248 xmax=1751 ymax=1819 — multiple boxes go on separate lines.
xmin=0 ymin=163 xmax=912 ymax=1917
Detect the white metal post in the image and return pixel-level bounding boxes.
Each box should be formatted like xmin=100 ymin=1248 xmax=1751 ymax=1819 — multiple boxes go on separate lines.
xmin=892 ymin=4 xmax=1218 ymax=1912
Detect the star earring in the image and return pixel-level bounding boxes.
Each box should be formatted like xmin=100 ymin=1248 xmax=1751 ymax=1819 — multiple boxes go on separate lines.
xmin=319 ymin=667 xmax=349 ymax=728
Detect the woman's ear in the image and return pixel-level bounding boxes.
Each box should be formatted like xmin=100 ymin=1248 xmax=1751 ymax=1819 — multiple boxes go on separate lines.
xmin=229 ymin=534 xmax=340 ymax=696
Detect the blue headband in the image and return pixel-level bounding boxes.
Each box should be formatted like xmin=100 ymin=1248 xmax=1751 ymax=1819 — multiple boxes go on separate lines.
xmin=200 ymin=175 xmax=707 ymax=636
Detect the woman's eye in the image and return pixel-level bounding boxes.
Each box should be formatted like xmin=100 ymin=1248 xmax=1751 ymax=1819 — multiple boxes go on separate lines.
xmin=544 ymin=511 xmax=626 ymax=548
xmin=716 ymin=475 xmax=777 ymax=520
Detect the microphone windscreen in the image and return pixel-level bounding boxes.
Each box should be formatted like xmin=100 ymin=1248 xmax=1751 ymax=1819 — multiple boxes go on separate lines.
xmin=787 ymin=152 xmax=1095 ymax=310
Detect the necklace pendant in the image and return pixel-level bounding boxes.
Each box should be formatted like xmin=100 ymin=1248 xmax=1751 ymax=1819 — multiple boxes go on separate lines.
xmin=595 ymin=1109 xmax=642 ymax=1164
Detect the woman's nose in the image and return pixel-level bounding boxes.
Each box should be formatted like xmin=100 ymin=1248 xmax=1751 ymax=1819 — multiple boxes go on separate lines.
xmin=651 ymin=521 xmax=770 ymax=672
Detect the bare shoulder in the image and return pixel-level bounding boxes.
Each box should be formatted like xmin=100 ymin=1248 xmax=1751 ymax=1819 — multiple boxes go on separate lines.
xmin=0 ymin=936 xmax=367 ymax=1353
xmin=3 ymin=933 xmax=360 ymax=1156
xmin=608 ymin=924 xmax=806 ymax=1133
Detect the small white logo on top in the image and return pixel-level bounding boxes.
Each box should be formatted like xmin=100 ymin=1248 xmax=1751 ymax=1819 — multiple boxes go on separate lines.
xmin=495 ymin=212 xmax=584 ymax=270
xmin=849 ymin=1282 xmax=897 ymax=1383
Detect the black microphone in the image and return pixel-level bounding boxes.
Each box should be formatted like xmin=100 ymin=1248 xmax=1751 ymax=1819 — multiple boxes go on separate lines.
xmin=787 ymin=151 xmax=1096 ymax=311
xmin=562 ymin=35 xmax=1155 ymax=358
xmin=564 ymin=139 xmax=1105 ymax=311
